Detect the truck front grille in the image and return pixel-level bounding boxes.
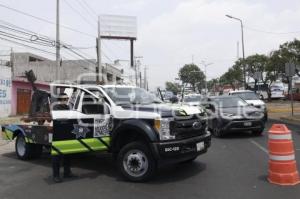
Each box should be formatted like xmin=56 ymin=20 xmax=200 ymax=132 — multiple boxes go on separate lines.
xmin=170 ymin=118 xmax=207 ymax=140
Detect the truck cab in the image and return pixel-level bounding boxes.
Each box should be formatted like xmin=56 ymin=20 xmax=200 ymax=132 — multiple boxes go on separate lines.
xmin=2 ymin=83 xmax=211 ymax=182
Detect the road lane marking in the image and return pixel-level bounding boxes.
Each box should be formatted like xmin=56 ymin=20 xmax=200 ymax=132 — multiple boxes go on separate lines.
xmin=250 ymin=139 xmax=268 ymax=154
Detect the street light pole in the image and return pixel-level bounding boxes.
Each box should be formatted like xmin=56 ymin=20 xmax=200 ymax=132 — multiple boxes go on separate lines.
xmin=201 ymin=61 xmax=213 ymax=96
xmin=226 ymin=14 xmax=246 ymax=89
xmin=56 ymin=0 xmax=60 ymax=81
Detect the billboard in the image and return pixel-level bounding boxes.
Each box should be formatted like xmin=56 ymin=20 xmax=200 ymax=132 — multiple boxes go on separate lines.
xmin=99 ymin=15 xmax=137 ymax=39
xmin=0 ymin=66 xmax=12 ymax=118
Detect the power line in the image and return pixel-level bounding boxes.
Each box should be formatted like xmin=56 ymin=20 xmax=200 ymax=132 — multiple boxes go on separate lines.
xmin=0 ymin=3 xmax=95 ymax=38
xmin=244 ymin=25 xmax=300 ymax=35
xmin=0 ymin=31 xmax=53 ymax=47
xmin=68 ymin=45 xmax=95 ymax=49
xmin=63 ymin=0 xmax=96 ymax=29
xmin=80 ymin=0 xmax=98 ymax=17
xmin=0 ymin=36 xmax=56 ymax=56
xmin=0 ymin=14 xmax=114 ymax=64
xmin=0 ymin=20 xmax=96 ymax=62
xmin=62 ymin=45 xmax=96 ymax=65
xmin=74 ymin=0 xmax=97 ymax=21
xmin=0 ymin=19 xmax=96 ymax=50
xmin=60 ymin=48 xmax=96 ymax=72
xmin=0 ymin=28 xmax=96 ymax=64
xmin=0 ymin=35 xmax=96 ymax=73
xmin=0 ymin=25 xmax=54 ymax=46
xmin=0 ymin=20 xmax=52 ymax=41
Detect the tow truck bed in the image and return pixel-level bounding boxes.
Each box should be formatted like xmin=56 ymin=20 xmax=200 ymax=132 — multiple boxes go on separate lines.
xmin=2 ymin=123 xmax=53 ymax=146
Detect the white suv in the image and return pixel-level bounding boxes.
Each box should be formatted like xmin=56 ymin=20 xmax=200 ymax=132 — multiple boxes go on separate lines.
xmin=228 ymin=90 xmax=267 ymax=120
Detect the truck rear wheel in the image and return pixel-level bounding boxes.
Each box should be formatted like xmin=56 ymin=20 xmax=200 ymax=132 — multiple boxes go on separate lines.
xmin=15 ymin=134 xmax=36 ymax=160
xmin=117 ymin=141 xmax=156 ymax=182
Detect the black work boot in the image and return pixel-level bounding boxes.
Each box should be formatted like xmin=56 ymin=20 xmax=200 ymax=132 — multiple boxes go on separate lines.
xmin=53 ymin=176 xmax=63 ymax=183
xmin=64 ymin=171 xmax=78 ymax=178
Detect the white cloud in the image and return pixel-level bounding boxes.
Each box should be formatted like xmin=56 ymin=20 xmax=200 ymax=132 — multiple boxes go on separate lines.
xmin=137 ymin=0 xmax=300 ymax=89
xmin=1 ymin=0 xmax=300 ymax=90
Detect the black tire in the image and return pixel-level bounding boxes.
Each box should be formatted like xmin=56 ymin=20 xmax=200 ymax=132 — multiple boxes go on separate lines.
xmin=117 ymin=141 xmax=156 ymax=182
xmin=252 ymin=129 xmax=264 ymax=136
xmin=15 ymin=134 xmax=36 ymax=160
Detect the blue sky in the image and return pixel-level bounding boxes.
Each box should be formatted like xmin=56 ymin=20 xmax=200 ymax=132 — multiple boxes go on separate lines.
xmin=0 ymin=0 xmax=299 ymax=89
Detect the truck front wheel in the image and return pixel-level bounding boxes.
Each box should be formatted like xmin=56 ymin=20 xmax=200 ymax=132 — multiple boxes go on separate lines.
xmin=117 ymin=142 xmax=156 ymax=182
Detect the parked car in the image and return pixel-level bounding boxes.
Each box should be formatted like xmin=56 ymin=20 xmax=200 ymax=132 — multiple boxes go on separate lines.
xmin=270 ymin=85 xmax=285 ymax=99
xmin=228 ymin=90 xmax=268 ymax=120
xmin=182 ymin=94 xmax=203 ymax=106
xmin=201 ymin=96 xmax=266 ymax=137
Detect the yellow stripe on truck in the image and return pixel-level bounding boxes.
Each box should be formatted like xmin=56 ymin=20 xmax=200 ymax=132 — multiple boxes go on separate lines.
xmin=2 ymin=129 xmax=13 ymax=140
xmin=51 ymin=137 xmax=111 ymax=156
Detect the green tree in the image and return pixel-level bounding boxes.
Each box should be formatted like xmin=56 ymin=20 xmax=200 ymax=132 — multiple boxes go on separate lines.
xmin=219 ymin=59 xmax=243 ymax=90
xmin=165 ymin=81 xmax=181 ymax=95
xmin=244 ymin=54 xmax=269 ymax=90
xmin=278 ymin=39 xmax=300 ymax=65
xmin=178 ymin=64 xmax=205 ymax=92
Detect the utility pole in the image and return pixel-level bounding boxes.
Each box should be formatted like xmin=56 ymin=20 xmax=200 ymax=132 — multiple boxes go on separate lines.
xmin=237 ymin=41 xmax=239 ymax=59
xmin=56 ymin=0 xmax=60 ymax=81
xmin=240 ymin=20 xmax=246 ymax=89
xmin=10 ymin=47 xmax=14 ymax=75
xmin=139 ymin=71 xmax=142 ymax=88
xmin=144 ymin=66 xmax=147 ymax=89
xmin=96 ymin=16 xmax=102 ymax=84
xmin=134 ymin=56 xmax=143 ymax=87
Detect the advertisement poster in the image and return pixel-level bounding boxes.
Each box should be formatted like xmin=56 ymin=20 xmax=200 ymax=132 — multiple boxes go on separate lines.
xmin=0 ymin=66 xmax=12 ymax=118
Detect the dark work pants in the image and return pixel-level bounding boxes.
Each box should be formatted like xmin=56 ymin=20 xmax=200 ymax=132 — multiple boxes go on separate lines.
xmin=52 ymin=155 xmax=71 ymax=177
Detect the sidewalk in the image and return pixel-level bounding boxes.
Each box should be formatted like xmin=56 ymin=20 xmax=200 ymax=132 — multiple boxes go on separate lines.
xmin=0 ymin=116 xmax=21 ymax=151
xmin=267 ymin=101 xmax=300 ymax=126
xmin=0 ymin=116 xmax=22 ymax=125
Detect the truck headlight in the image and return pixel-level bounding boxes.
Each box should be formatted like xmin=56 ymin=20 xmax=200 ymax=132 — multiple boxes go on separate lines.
xmin=154 ymin=118 xmax=175 ymax=140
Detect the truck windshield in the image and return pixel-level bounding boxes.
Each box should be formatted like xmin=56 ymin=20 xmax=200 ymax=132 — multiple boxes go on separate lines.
xmin=104 ymin=87 xmax=162 ymax=105
xmin=184 ymin=95 xmax=202 ymax=102
xmin=214 ymin=97 xmax=248 ymax=108
xmin=231 ymin=92 xmax=258 ymax=100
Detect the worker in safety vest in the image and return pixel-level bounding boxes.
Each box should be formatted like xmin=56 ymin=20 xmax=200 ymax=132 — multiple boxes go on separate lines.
xmin=52 ymin=93 xmax=77 ymax=183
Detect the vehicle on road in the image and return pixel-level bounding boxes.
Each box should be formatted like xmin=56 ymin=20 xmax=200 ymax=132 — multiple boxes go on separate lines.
xmin=270 ymin=83 xmax=286 ymax=99
xmin=201 ymin=96 xmax=266 ymax=137
xmin=247 ymin=82 xmax=268 ymax=100
xmin=182 ymin=94 xmax=203 ymax=106
xmin=2 ymin=84 xmax=211 ymax=182
xmin=228 ymin=90 xmax=268 ymax=120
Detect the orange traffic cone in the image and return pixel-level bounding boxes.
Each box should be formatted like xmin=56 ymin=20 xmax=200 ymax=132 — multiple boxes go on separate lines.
xmin=268 ymin=124 xmax=300 ymax=186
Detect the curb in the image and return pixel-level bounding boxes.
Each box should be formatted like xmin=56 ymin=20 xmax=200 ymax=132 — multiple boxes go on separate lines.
xmin=268 ymin=108 xmax=300 ymax=113
xmin=269 ymin=118 xmax=300 ymax=127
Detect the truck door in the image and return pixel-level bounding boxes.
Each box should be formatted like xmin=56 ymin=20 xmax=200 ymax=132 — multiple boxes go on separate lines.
xmin=51 ymin=87 xmax=111 ymax=156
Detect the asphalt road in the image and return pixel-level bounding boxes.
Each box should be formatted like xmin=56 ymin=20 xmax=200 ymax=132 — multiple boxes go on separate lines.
xmin=0 ymin=120 xmax=300 ymax=199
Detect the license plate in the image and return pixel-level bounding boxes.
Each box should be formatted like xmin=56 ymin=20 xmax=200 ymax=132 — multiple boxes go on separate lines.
xmin=196 ymin=142 xmax=205 ymax=151
xmin=244 ymin=122 xmax=252 ymax=126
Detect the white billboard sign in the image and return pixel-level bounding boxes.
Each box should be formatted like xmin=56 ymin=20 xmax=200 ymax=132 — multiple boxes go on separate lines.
xmin=99 ymin=15 xmax=137 ymax=39
xmin=0 ymin=66 xmax=12 ymax=118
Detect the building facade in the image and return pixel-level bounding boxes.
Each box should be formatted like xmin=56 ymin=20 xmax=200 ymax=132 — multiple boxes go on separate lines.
xmin=9 ymin=52 xmax=123 ymax=115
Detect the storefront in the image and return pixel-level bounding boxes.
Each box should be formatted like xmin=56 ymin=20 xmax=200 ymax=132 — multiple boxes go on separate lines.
xmin=0 ymin=66 xmax=12 ymax=118
xmin=11 ymin=79 xmax=49 ymax=115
